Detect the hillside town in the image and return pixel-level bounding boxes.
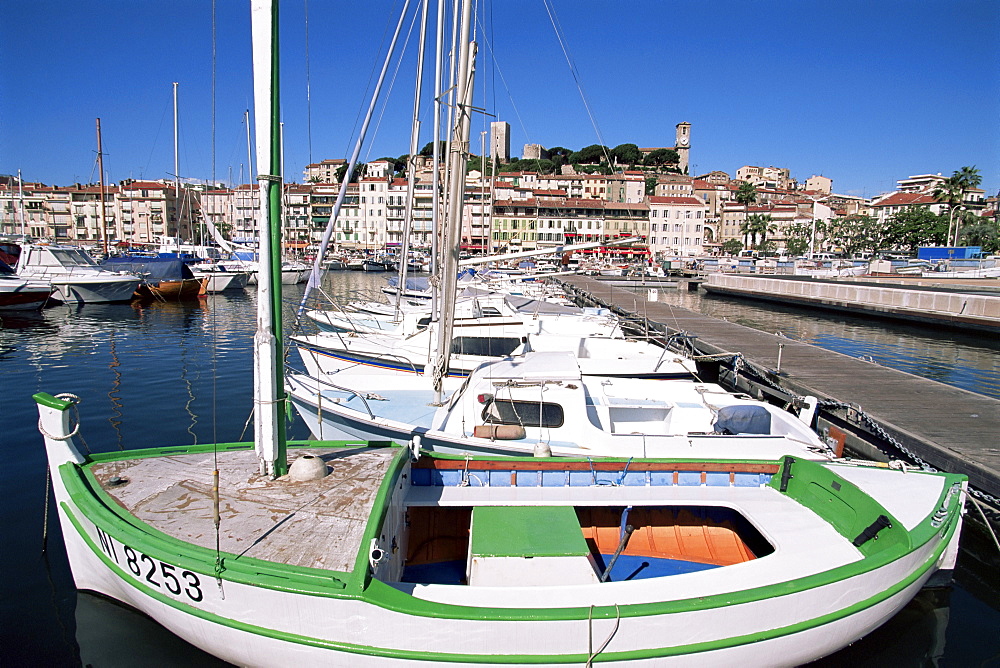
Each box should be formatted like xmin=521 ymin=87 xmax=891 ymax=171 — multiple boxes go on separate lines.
xmin=1 ymin=121 xmax=995 ymax=260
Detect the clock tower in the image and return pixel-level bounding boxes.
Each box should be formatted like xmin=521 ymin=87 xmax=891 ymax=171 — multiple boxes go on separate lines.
xmin=675 ymin=122 xmax=691 ymax=174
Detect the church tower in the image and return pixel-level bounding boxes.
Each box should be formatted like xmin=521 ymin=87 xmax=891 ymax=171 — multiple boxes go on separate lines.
xmin=675 ymin=122 xmax=691 ymax=174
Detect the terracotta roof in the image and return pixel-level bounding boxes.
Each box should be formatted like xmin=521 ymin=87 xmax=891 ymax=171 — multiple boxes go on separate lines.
xmin=122 ymin=181 xmax=171 ymax=190
xmin=648 ymin=196 xmax=703 ymax=205
xmin=871 ymin=192 xmax=937 ymax=207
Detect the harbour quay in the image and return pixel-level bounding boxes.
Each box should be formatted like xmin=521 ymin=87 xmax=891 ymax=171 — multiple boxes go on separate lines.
xmin=559 ymin=275 xmax=1000 ymax=528
xmin=700 ymin=274 xmax=1000 ymax=334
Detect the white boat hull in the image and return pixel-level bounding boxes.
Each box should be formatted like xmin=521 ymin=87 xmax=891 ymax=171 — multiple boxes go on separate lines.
xmin=192 ymin=270 xmax=250 ymax=292
xmin=46 ymin=443 xmax=961 ymax=667
xmin=50 ymin=276 xmax=141 ymax=303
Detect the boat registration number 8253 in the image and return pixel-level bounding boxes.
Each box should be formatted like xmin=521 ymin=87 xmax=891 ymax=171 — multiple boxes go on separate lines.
xmin=94 ymin=525 xmax=204 ymax=603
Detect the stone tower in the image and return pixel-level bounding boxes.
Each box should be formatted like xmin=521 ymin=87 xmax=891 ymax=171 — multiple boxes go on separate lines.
xmin=490 ymin=121 xmax=510 ymax=163
xmin=675 ymin=122 xmax=691 ymax=174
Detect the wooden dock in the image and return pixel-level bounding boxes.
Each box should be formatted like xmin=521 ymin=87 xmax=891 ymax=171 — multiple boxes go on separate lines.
xmin=561 ymin=275 xmax=1000 ymax=508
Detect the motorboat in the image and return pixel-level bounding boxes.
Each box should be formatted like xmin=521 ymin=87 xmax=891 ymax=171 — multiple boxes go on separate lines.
xmin=0 ymin=258 xmax=53 ymax=310
xmin=15 ymin=243 xmax=141 ymax=303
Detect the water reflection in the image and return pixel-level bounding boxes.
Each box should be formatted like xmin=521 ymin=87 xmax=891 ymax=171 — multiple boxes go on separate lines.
xmin=808 ymin=588 xmax=952 ymax=666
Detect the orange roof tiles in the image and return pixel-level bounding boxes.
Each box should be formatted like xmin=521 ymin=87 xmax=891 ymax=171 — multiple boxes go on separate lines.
xmin=871 ymin=192 xmax=937 ymax=207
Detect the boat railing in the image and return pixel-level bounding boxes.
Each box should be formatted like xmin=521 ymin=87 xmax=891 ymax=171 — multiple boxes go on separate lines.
xmin=300 ymin=374 xmax=384 ymax=420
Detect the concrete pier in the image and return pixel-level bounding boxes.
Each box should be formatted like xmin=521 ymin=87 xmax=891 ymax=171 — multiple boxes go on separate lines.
xmin=560 ymin=275 xmax=1000 ymax=512
xmin=701 ymin=274 xmax=1000 ymax=333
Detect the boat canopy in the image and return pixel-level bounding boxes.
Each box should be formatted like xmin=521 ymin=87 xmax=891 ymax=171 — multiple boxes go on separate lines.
xmin=102 ymin=257 xmax=196 ymax=282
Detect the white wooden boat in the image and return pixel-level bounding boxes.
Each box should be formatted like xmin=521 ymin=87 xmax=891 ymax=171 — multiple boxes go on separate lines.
xmin=34 ymin=406 xmax=967 ymax=667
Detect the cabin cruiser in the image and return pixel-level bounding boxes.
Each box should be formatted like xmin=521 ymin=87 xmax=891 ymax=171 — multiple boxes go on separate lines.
xmin=15 ymin=244 xmax=141 ymax=303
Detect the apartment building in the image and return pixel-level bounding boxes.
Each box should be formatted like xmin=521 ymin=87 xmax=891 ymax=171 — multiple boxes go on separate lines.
xmin=736 ymin=165 xmax=795 ymax=191
xmin=647 ymin=196 xmax=710 ymax=256
xmin=303 ymin=159 xmax=346 ymax=184
xmin=653 ymin=174 xmax=694 ymax=198
xmin=868 ymin=192 xmax=944 ymax=226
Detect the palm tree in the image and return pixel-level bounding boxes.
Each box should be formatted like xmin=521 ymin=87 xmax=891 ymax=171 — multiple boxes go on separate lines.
xmin=932 ymin=176 xmax=964 ymax=245
xmin=739 ymin=213 xmax=775 ymax=249
xmin=735 ymin=182 xmax=758 ymax=248
xmin=934 ymin=167 xmax=981 ymax=245
xmin=736 ymin=181 xmax=757 ymax=209
xmin=954 ymin=165 xmax=982 ymax=190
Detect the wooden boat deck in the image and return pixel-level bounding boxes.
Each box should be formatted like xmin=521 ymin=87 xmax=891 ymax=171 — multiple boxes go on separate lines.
xmin=90 ymin=446 xmax=397 ymax=571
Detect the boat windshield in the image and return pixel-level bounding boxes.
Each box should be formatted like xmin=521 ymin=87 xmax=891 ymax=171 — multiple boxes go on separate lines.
xmin=50 ymin=249 xmax=99 ymax=267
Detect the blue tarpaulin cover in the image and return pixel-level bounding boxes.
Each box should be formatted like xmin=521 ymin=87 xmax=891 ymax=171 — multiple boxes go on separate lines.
xmin=102 ymin=256 xmax=196 ymax=284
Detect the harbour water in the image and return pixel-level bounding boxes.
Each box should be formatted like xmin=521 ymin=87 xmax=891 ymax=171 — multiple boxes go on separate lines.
xmin=2 ymin=272 xmax=998 ymax=666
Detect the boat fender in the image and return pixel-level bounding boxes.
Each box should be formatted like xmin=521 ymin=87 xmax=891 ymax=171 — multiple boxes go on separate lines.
xmin=852 ymin=515 xmax=892 ymax=547
xmin=288 ymin=454 xmax=329 ymax=481
xmin=473 ymin=424 xmax=527 ymax=440
xmin=533 ymin=442 xmax=552 ymax=457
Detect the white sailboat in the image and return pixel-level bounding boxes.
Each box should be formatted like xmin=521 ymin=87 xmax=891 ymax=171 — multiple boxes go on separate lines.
xmin=35 ymin=2 xmax=968 ymax=665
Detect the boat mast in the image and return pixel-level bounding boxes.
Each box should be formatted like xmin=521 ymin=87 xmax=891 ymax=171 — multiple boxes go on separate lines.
xmin=96 ymin=119 xmax=108 ymax=256
xmin=17 ymin=169 xmax=25 ymax=238
xmin=431 ymin=0 xmax=476 ymax=403
xmin=297 ymin=1 xmax=412 ymax=312
xmin=429 ymin=0 xmax=444 ymax=322
xmin=173 ymin=82 xmax=180 ymax=243
xmin=395 ymin=0 xmax=431 ymax=312
xmin=251 ymin=0 xmax=287 ymax=477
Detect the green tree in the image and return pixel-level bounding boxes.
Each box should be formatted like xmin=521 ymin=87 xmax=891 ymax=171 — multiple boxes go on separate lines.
xmin=419 ymin=140 xmax=447 ymax=157
xmin=642 ymin=149 xmax=679 ymax=167
xmin=611 ymin=143 xmax=641 ymax=166
xmin=821 ymin=215 xmax=881 ymax=257
xmin=644 ymin=177 xmax=657 ymax=196
xmin=721 ymin=239 xmax=743 ymax=255
xmin=547 ymin=146 xmax=571 ymax=170
xmin=957 ymin=216 xmax=1000 ymax=253
xmin=783 ymin=221 xmax=812 ymax=256
xmin=885 ymin=207 xmax=947 ymax=253
xmin=335 ymin=162 xmax=366 ymax=183
xmin=758 ymin=240 xmax=778 ymax=256
xmin=937 ymin=166 xmax=983 ymax=245
xmin=568 ymin=144 xmax=608 ymax=164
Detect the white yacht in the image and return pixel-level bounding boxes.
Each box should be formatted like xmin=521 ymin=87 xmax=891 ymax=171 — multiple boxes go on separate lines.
xmin=16 ymin=244 xmax=141 ymax=303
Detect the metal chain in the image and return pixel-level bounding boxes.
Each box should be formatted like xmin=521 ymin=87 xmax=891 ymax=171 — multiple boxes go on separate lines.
xmin=734 ymin=360 xmax=1000 ymax=513
xmin=564 ymin=282 xmax=1000 ymax=517
xmin=815 ymin=397 xmax=935 ymax=471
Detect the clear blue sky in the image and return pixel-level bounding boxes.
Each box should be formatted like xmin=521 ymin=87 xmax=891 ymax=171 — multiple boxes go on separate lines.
xmin=2 ymin=1 xmax=998 ymax=199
